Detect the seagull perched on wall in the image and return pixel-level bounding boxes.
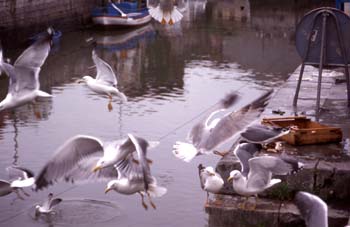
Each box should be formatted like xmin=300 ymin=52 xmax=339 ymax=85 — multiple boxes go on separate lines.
xmin=0 ymin=28 xmax=53 ymax=117
xmin=227 ymin=151 xmax=303 ymax=210
xmin=198 ymin=164 xmax=224 ymax=205
xmin=104 ymin=134 xmax=167 ymax=210
xmin=149 ymin=0 xmax=183 ymax=25
xmin=172 ymin=90 xmax=272 ymax=162
xmin=79 ymin=50 xmax=127 ymax=111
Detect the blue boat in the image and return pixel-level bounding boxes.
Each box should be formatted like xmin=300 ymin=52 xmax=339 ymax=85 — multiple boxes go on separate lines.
xmin=91 ymin=1 xmax=152 ymax=26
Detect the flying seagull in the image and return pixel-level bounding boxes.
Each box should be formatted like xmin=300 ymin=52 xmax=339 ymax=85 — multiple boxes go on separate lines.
xmin=35 ymin=193 xmax=62 ymax=217
xmin=79 ymin=50 xmax=127 ymax=111
xmin=172 ymin=90 xmax=272 ymax=162
xmin=0 ymin=166 xmax=35 ymax=200
xmin=149 ymin=0 xmax=183 ymax=25
xmin=34 ymin=134 xmax=157 ymax=190
xmin=294 ymin=191 xmax=328 ymax=227
xmin=198 ymin=164 xmax=224 ymax=205
xmin=0 ymin=28 xmax=53 ymax=116
xmin=105 ymin=134 xmax=167 ymax=210
xmin=228 ymin=153 xmax=303 ymax=210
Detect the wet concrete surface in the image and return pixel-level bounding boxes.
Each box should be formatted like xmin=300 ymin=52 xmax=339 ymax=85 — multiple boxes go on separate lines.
xmin=206 ymin=65 xmax=350 ymax=226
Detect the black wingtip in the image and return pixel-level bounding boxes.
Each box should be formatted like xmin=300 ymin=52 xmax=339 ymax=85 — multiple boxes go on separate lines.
xmin=198 ymin=164 xmax=205 ymax=170
xmin=221 ymin=92 xmax=239 ymax=109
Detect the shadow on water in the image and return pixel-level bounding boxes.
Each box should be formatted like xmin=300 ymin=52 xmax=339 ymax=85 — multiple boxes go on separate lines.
xmin=0 ymin=0 xmax=336 ymax=227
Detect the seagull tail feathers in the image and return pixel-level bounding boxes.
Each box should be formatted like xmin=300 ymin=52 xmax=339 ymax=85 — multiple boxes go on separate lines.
xmin=172 ymin=142 xmax=198 ymax=162
xmin=147 ymin=184 xmax=167 ymax=198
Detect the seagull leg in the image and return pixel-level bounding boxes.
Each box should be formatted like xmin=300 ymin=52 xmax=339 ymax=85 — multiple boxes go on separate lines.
xmin=132 ymin=158 xmax=140 ymax=165
xmin=147 ymin=192 xmax=156 ymax=210
xmin=139 ymin=192 xmax=148 ymax=210
xmin=237 ymin=196 xmax=248 ymax=210
xmin=19 ymin=188 xmax=30 ymax=197
xmin=213 ymin=150 xmax=229 ymax=157
xmin=13 ymin=189 xmax=25 ymax=200
xmin=205 ymin=192 xmax=209 ymax=206
xmin=108 ymin=95 xmax=113 ymax=112
xmin=147 ymin=158 xmax=153 ymax=164
xmin=31 ymin=102 xmax=42 ymax=119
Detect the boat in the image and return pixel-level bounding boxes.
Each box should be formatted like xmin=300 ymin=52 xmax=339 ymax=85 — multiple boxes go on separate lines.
xmin=91 ymin=0 xmax=152 ymax=26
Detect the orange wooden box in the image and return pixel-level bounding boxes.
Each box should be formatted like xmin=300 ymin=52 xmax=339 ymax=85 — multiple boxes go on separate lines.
xmin=261 ymin=116 xmax=343 ymax=145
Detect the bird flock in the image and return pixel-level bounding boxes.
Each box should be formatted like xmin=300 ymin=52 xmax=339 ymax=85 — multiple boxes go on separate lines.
xmin=0 ymin=28 xmax=329 ymax=227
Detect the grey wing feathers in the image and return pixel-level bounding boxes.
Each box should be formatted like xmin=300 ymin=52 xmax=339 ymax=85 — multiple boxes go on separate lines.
xmin=294 ymin=191 xmax=328 ymax=227
xmin=92 ymin=50 xmax=117 ymax=86
xmin=49 ymin=198 xmax=63 ymax=209
xmin=198 ymin=164 xmax=205 ymax=190
xmin=234 ymin=143 xmax=261 ymax=176
xmin=14 ymin=30 xmax=52 ymax=68
xmin=35 ymin=135 xmax=104 ymax=190
xmin=240 ymin=124 xmax=285 ymax=143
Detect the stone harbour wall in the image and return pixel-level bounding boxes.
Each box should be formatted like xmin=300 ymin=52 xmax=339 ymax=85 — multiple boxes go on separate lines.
xmin=0 ymin=0 xmax=100 ymax=44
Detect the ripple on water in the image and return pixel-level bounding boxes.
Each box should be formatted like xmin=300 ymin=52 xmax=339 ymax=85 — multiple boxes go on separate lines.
xmin=29 ymin=199 xmax=123 ymax=225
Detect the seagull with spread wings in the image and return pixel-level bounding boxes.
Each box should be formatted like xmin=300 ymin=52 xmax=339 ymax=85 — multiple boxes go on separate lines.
xmin=105 ymin=134 xmax=167 ymax=210
xmin=79 ymin=50 xmax=127 ymax=111
xmin=149 ymin=0 xmax=183 ymax=25
xmin=35 ymin=193 xmax=62 ymax=217
xmin=34 ymin=134 xmax=157 ymax=191
xmin=0 ymin=28 xmax=53 ymax=117
xmin=172 ymin=90 xmax=272 ymax=162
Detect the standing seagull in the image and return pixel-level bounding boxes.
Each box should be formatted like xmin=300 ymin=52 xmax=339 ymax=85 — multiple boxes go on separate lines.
xmin=227 ymin=155 xmax=303 ymax=209
xmin=0 ymin=28 xmax=53 ymax=116
xmin=35 ymin=193 xmax=62 ymax=217
xmin=79 ymin=50 xmax=127 ymax=111
xmin=294 ymin=191 xmax=328 ymax=227
xmin=0 ymin=166 xmax=35 ymax=200
xmin=105 ymin=134 xmax=167 ymax=210
xmin=198 ymin=164 xmax=224 ymax=205
xmin=34 ymin=134 xmax=151 ymax=190
xmin=172 ymin=90 xmax=272 ymax=162
xmin=149 ymin=0 xmax=183 ymax=25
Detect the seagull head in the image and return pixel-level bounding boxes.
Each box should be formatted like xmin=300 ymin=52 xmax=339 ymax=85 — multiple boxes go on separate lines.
xmin=204 ymin=166 xmax=216 ymax=176
xmin=227 ymin=170 xmax=241 ymax=182
xmin=78 ymin=76 xmax=93 ymax=84
xmin=92 ymin=158 xmax=107 ymax=172
xmin=105 ymin=180 xmax=118 ymax=194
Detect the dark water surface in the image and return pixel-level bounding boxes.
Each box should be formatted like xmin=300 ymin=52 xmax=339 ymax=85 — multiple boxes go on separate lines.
xmin=0 ymin=1 xmax=333 ymax=226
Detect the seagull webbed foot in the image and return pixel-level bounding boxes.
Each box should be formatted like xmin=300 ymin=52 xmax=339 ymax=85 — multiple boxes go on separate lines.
xmin=213 ymin=150 xmax=229 ymax=157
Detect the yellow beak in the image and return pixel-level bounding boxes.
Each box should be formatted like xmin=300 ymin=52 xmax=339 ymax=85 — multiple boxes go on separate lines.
xmin=92 ymin=165 xmax=102 ymax=172
xmin=227 ymin=176 xmax=233 ymax=182
xmin=105 ymin=188 xmax=111 ymax=194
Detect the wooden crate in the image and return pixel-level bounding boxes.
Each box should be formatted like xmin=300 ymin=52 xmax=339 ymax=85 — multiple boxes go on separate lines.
xmin=261 ymin=116 xmax=343 ymax=145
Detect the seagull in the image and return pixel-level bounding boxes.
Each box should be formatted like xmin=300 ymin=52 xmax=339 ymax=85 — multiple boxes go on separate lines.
xmin=0 ymin=28 xmax=53 ymax=117
xmin=35 ymin=193 xmax=62 ymax=217
xmin=172 ymin=90 xmax=272 ymax=162
xmin=227 ymin=154 xmax=303 ymax=210
xmin=233 ymin=142 xmax=262 ymax=177
xmin=0 ymin=166 xmax=35 ymax=200
xmin=105 ymin=134 xmax=167 ymax=210
xmin=198 ymin=164 xmax=224 ymax=205
xmin=79 ymin=50 xmax=127 ymax=111
xmin=34 ymin=134 xmax=157 ymax=190
xmin=294 ymin=191 xmax=328 ymax=227
xmin=240 ymin=123 xmax=290 ymax=145
xmin=149 ymin=0 xmax=183 ymax=25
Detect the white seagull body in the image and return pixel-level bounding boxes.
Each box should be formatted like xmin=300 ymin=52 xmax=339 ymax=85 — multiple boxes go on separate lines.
xmin=105 ymin=134 xmax=167 ymax=210
xmin=81 ymin=50 xmax=127 ymax=111
xmin=0 ymin=28 xmax=53 ymax=112
xmin=198 ymin=164 xmax=224 ymax=204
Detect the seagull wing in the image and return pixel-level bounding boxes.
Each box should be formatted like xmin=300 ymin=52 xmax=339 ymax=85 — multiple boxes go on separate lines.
xmin=49 ymin=198 xmax=63 ymax=209
xmin=35 ymin=135 xmax=104 ymax=190
xmin=247 ymin=156 xmax=293 ymax=190
xmin=188 ymin=92 xmax=239 ymax=148
xmin=233 ymin=143 xmax=261 ymax=177
xmin=7 ymin=165 xmax=35 ymax=180
xmin=199 ymin=90 xmax=272 ymax=151
xmin=92 ymin=50 xmax=117 ymax=86
xmin=240 ymin=124 xmax=287 ymax=143
xmin=0 ymin=180 xmax=12 ymax=196
xmin=14 ymin=29 xmax=52 ymax=68
xmin=294 ymin=191 xmax=328 ymax=227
